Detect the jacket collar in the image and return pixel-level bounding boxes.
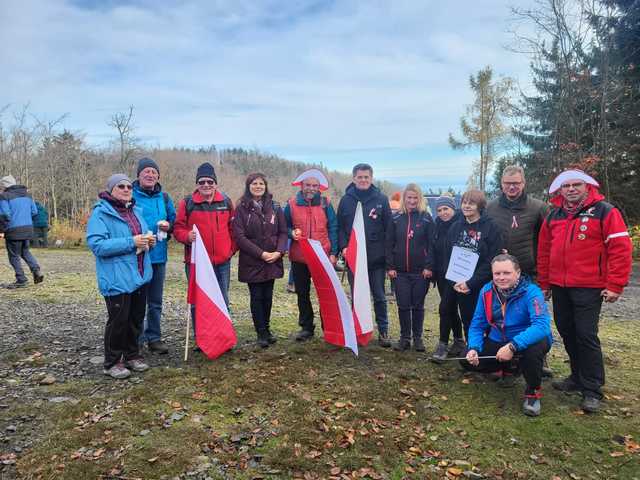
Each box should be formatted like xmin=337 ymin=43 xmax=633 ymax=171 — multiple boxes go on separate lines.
xmin=498 ymin=192 xmax=527 ymax=209
xmin=191 ymin=189 xmax=225 ymax=204
xmin=550 ymin=185 xmax=604 ymax=209
xmin=345 ymin=182 xmax=379 ymax=202
xmin=133 ymin=180 xmax=162 ymax=196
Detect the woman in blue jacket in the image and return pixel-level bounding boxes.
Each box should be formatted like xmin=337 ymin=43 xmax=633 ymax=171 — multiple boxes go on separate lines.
xmin=464 ymin=253 xmax=553 ymax=417
xmin=86 ymin=174 xmax=155 ymax=380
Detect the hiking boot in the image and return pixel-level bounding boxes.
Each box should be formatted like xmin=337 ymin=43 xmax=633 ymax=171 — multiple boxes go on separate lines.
xmin=552 ymin=376 xmax=581 ymax=393
xmin=33 ymin=271 xmax=44 ymax=284
xmin=393 ymin=338 xmax=411 ymax=351
xmin=295 ymin=329 xmax=314 ymax=342
xmin=497 ymin=373 xmax=516 ymax=388
xmin=5 ymin=281 xmax=27 ymax=289
xmin=148 ymin=340 xmax=169 ymax=354
xmin=430 ymin=341 xmax=448 ymax=363
xmin=581 ymin=396 xmax=601 ymax=414
xmin=447 ymin=338 xmax=467 ymax=357
xmin=523 ymin=389 xmax=542 ymax=417
xmin=257 ymin=336 xmax=270 ymax=349
xmin=267 ymin=330 xmax=277 ymax=344
xmin=542 ymin=355 xmax=553 ymax=378
xmin=378 ymin=332 xmax=391 ymax=348
xmin=103 ymin=362 xmax=131 ymax=380
xmin=125 ymin=358 xmax=149 ymax=372
xmin=413 ymin=337 xmax=426 ymax=352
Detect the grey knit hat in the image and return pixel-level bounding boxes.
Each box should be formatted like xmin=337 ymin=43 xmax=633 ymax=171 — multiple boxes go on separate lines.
xmin=106 ymin=173 xmax=132 ymax=193
xmin=0 ymin=175 xmax=16 ymax=189
xmin=435 ymin=196 xmax=456 ymax=211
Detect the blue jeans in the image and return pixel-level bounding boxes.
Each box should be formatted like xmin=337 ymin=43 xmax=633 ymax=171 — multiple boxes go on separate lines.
xmin=185 ymin=260 xmax=231 ymax=331
xmin=140 ymin=262 xmax=166 ymax=344
xmin=6 ymin=239 xmax=40 ymax=283
xmin=348 ymin=267 xmax=388 ymax=334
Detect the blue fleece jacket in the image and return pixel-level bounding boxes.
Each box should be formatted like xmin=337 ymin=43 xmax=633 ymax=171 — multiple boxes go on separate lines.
xmin=131 ymin=181 xmax=176 ymax=264
xmin=468 ymin=276 xmax=553 ymax=352
xmin=0 ymin=185 xmax=37 ymax=240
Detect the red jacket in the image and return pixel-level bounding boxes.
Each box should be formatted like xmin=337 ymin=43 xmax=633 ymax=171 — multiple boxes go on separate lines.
xmin=173 ymin=190 xmax=236 ymax=265
xmin=537 ymin=187 xmax=632 ymax=293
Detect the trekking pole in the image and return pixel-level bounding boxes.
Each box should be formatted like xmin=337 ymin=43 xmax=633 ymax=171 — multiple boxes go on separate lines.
xmin=441 ymin=355 xmax=498 ymax=361
xmin=184 ymin=302 xmax=190 ymax=362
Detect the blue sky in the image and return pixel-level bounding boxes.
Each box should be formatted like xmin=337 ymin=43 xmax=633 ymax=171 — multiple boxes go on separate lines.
xmin=1 ymin=0 xmax=536 ymax=191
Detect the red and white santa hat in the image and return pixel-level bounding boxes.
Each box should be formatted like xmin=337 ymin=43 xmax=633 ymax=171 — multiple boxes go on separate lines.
xmin=291 ymin=168 xmax=329 ymax=191
xmin=549 ymin=169 xmax=599 ymax=194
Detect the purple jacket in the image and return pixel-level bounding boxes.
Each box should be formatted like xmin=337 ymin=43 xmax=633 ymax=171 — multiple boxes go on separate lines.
xmin=232 ymin=195 xmax=288 ymax=283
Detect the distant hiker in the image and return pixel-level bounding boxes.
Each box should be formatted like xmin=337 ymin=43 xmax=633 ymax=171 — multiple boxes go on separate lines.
xmin=0 ymin=175 xmax=44 ymax=288
xmin=429 ymin=195 xmax=465 ymax=362
xmin=86 ymin=174 xmax=155 ymax=380
xmin=385 ymin=183 xmax=434 ymax=352
xmin=486 ymin=165 xmax=552 ymax=376
xmin=537 ymin=169 xmax=632 ymax=413
xmin=132 ymin=157 xmax=176 ymax=354
xmin=31 ymin=201 xmax=49 ymax=248
xmin=173 ymin=162 xmax=236 ymax=348
xmin=337 ymin=164 xmax=393 ymax=347
xmin=232 ymin=173 xmax=288 ymax=348
xmin=284 ymin=168 xmax=338 ymax=341
xmin=463 ymin=254 xmax=553 ymax=417
xmin=442 ymin=189 xmax=503 ymax=342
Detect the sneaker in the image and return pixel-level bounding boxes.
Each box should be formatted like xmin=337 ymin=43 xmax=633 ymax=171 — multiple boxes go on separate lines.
xmin=257 ymin=336 xmax=270 ymax=349
xmin=430 ymin=341 xmax=448 ymax=363
xmin=523 ymin=389 xmax=542 ymax=417
xmin=267 ymin=331 xmax=277 ymax=344
xmin=148 ymin=340 xmax=169 ymax=354
xmin=551 ymin=376 xmax=581 ymax=393
xmin=497 ymin=373 xmax=516 ymax=388
xmin=378 ymin=332 xmax=391 ymax=348
xmin=393 ymin=338 xmax=411 ymax=351
xmin=286 ymin=283 xmax=296 ymax=293
xmin=33 ymin=271 xmax=44 ymax=284
xmin=581 ymin=396 xmax=601 ymax=414
xmin=295 ymin=329 xmax=314 ymax=342
xmin=5 ymin=281 xmax=27 ymax=289
xmin=413 ymin=338 xmax=426 ymax=352
xmin=542 ymin=355 xmax=553 ymax=378
xmin=103 ymin=362 xmax=131 ymax=380
xmin=125 ymin=358 xmax=149 ymax=372
xmin=447 ymin=338 xmax=467 ymax=357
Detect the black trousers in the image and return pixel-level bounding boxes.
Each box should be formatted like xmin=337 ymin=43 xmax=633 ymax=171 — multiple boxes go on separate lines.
xmin=248 ymin=280 xmax=275 ymax=338
xmin=552 ymin=286 xmax=605 ymax=399
xmin=463 ymin=337 xmax=551 ymax=391
xmin=394 ymin=272 xmax=428 ymax=340
xmin=104 ymin=286 xmax=147 ymax=369
xmin=436 ymin=277 xmax=463 ymax=343
xmin=291 ymin=261 xmax=316 ymax=332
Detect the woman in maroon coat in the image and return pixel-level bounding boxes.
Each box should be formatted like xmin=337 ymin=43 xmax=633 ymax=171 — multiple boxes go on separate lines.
xmin=232 ymin=173 xmax=288 ymax=348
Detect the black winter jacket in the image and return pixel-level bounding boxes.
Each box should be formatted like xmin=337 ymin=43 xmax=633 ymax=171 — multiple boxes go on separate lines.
xmin=337 ymin=183 xmax=392 ymax=269
xmin=429 ymin=211 xmax=462 ymax=279
xmin=386 ymin=210 xmax=434 ymax=273
xmin=444 ymin=213 xmax=503 ymax=291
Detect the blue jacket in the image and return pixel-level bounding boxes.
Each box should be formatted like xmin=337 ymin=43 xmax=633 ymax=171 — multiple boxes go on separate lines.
xmin=33 ymin=202 xmax=49 ymax=228
xmin=468 ymin=276 xmax=553 ymax=353
xmin=131 ymin=181 xmax=176 ymax=264
xmin=86 ymin=198 xmax=152 ymax=296
xmin=0 ymin=185 xmax=37 ymax=240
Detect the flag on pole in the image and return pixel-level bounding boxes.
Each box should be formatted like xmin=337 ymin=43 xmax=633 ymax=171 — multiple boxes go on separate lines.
xmin=187 ymin=225 xmax=236 ymax=359
xmin=299 ymin=238 xmax=359 ymax=355
xmin=345 ymin=201 xmax=374 ymax=346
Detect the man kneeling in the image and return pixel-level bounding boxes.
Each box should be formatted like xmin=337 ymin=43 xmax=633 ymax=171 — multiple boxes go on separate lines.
xmin=464 ymin=254 xmax=553 ymax=416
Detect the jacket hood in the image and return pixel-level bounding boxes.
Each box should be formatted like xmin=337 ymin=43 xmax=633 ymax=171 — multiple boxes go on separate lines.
xmin=1 ymin=185 xmax=28 ymax=199
xmin=550 ymin=184 xmax=604 ymax=208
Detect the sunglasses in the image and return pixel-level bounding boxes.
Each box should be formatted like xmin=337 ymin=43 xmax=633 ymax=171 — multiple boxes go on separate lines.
xmin=198 ymin=180 xmax=215 ymax=186
xmin=116 ymin=184 xmax=133 ymax=191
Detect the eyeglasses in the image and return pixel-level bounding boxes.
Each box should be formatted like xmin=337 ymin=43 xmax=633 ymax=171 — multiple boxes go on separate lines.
xmin=560 ymin=182 xmax=585 ymax=189
xmin=116 ymin=184 xmax=133 ymax=191
xmin=198 ymin=180 xmax=215 ymax=186
xmin=502 ymin=181 xmax=523 ymax=187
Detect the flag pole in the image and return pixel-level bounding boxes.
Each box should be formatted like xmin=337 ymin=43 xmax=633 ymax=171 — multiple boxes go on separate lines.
xmin=184 ymin=303 xmax=190 ymax=362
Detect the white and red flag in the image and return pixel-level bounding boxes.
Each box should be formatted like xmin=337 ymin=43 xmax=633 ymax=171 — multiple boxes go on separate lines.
xmin=345 ymin=202 xmax=374 ymax=346
xmin=299 ymin=238 xmax=359 ymax=355
xmin=187 ymin=225 xmax=237 ymax=359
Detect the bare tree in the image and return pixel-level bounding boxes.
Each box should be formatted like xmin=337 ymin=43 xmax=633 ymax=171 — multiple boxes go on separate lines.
xmin=108 ymin=105 xmax=139 ymax=172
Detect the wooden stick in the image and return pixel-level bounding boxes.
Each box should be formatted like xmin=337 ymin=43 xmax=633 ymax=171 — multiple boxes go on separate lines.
xmin=184 ymin=303 xmax=191 ymax=362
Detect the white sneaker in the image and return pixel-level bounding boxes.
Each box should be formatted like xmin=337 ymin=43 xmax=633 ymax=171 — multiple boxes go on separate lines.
xmin=125 ymin=358 xmax=149 ymax=372
xmin=103 ymin=362 xmax=131 ymax=379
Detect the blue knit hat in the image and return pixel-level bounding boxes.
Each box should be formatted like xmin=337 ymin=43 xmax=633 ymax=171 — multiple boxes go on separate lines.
xmin=136 ymin=157 xmax=160 ymax=177
xmin=435 ymin=196 xmax=456 ymax=211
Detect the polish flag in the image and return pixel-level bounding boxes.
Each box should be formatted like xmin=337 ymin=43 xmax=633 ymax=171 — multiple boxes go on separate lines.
xmin=299 ymin=239 xmax=359 ymax=355
xmin=187 ymin=225 xmax=236 ymax=358
xmin=345 ymin=202 xmax=374 ymax=345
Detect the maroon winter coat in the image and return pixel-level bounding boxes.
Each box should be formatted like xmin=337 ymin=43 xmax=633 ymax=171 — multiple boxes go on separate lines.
xmin=232 ymin=195 xmax=288 ymax=283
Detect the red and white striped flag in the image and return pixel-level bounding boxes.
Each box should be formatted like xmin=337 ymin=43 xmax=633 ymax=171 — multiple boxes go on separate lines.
xmin=345 ymin=202 xmax=374 ymax=346
xmin=187 ymin=225 xmax=237 ymax=359
xmin=299 ymin=239 xmax=359 ymax=355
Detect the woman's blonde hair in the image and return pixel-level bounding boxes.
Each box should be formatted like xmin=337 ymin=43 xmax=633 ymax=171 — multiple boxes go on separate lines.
xmin=401 ymin=183 xmax=427 ymax=214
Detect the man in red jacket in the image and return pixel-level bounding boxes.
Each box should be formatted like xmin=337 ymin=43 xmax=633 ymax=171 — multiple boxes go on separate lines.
xmin=537 ymin=169 xmax=632 ymax=413
xmin=173 ymin=163 xmax=236 ymax=345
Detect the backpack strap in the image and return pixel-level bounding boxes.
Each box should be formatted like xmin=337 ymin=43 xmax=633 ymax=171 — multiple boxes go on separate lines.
xmin=184 ymin=195 xmax=195 ymax=220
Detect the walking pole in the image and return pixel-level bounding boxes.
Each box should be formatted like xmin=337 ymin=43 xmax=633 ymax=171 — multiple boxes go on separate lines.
xmin=441 ymin=355 xmax=498 ymax=361
xmin=184 ymin=302 xmax=191 ymax=362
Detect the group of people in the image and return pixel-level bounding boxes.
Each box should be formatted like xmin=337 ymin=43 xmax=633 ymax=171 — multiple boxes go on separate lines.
xmin=5 ymin=156 xmax=631 ymax=418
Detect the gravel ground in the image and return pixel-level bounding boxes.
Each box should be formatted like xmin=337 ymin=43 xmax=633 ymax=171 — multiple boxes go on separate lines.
xmin=0 ymin=247 xmax=637 ymax=478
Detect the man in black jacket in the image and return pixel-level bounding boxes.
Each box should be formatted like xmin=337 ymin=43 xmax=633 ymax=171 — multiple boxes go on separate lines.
xmin=338 ymin=164 xmax=393 ymax=347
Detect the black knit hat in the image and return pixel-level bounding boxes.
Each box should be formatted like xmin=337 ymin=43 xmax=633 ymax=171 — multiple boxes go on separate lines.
xmin=196 ymin=162 xmax=217 ymax=183
xmin=136 ymin=157 xmax=160 ymax=177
